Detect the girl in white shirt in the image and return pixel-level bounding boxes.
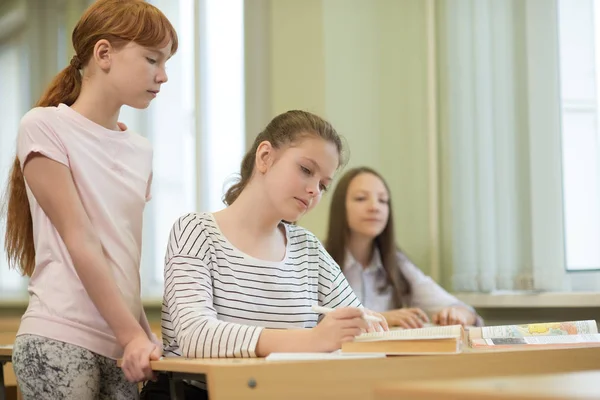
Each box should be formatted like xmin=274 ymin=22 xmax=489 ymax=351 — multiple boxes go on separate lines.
xmin=326 ymin=167 xmax=482 ymax=329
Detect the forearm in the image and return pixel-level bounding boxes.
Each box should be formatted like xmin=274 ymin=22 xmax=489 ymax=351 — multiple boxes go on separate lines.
xmin=139 ymin=309 xmax=153 ymax=338
xmin=67 ymin=235 xmax=144 ymax=347
xmin=255 ymin=329 xmax=317 ymax=356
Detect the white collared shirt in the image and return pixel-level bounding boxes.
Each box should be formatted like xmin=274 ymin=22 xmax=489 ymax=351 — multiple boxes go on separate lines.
xmin=343 ymin=249 xmax=480 ymax=321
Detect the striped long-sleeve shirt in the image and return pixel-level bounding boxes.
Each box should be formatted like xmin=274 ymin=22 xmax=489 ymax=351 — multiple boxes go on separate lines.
xmin=161 ymin=212 xmax=362 ymax=359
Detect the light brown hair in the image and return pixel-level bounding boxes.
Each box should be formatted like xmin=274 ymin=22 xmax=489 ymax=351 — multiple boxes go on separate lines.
xmin=325 ymin=167 xmax=411 ymax=307
xmin=223 ymin=110 xmax=345 ymax=205
xmin=2 ymin=0 xmax=178 ymax=276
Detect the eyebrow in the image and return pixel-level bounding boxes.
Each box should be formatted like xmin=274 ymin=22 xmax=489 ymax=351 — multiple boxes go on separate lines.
xmin=302 ymin=157 xmax=332 ymax=182
xmin=352 ymin=189 xmax=389 ymax=196
xmin=147 ymin=48 xmax=172 ymax=60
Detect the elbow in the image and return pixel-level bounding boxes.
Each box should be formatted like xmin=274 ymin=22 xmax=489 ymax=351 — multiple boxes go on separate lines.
xmin=62 ymin=226 xmax=101 ymax=256
xmin=177 ymin=320 xmax=211 ymax=359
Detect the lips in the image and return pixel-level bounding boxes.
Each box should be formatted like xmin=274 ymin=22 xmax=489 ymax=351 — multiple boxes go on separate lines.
xmin=148 ymin=90 xmax=159 ymax=97
xmin=295 ymin=197 xmax=309 ymax=209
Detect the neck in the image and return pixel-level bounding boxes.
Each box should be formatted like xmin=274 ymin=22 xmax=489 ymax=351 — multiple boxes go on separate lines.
xmin=70 ymin=78 xmax=122 ymax=130
xmin=347 ymin=233 xmax=375 ymax=268
xmin=222 ymin=181 xmax=283 ymax=237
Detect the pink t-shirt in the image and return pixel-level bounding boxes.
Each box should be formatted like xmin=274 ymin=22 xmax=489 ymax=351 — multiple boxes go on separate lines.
xmin=16 ymin=103 xmax=153 ymax=359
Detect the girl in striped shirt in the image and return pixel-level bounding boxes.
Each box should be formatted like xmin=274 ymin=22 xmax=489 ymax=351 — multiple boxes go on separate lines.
xmin=141 ymin=110 xmax=387 ymax=399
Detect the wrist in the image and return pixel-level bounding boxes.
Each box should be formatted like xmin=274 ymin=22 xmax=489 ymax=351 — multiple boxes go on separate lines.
xmin=117 ymin=326 xmax=147 ymax=348
xmin=457 ymin=307 xmax=477 ymax=325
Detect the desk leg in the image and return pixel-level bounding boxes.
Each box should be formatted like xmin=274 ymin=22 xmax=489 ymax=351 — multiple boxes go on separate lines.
xmin=168 ymin=374 xmax=185 ymax=400
xmin=0 ymin=362 xmax=6 ymax=400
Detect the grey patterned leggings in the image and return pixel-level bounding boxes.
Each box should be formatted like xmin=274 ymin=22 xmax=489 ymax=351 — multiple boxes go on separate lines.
xmin=13 ymin=334 xmax=138 ymax=400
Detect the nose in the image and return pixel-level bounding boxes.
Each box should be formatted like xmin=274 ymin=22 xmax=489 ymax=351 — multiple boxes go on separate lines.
xmin=157 ymin=67 xmax=168 ymax=84
xmin=307 ymin=180 xmax=320 ymax=197
xmin=367 ymin=197 xmax=379 ymax=211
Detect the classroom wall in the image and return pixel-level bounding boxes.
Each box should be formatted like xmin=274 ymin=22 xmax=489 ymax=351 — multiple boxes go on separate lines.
xmin=253 ymin=0 xmax=436 ymax=276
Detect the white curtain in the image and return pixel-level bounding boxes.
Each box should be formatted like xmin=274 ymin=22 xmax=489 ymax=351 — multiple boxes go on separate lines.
xmin=438 ymin=0 xmax=600 ymax=292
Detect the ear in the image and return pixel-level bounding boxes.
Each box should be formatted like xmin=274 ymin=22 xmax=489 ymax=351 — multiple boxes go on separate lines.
xmin=255 ymin=140 xmax=274 ymax=174
xmin=92 ymin=39 xmax=114 ymax=72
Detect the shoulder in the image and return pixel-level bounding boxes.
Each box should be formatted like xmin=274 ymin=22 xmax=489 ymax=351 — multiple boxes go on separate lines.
xmin=286 ymin=223 xmax=323 ymax=249
xmin=171 ymin=212 xmax=214 ymax=237
xmin=169 ymin=212 xmax=218 ymax=252
xmin=126 ymin=130 xmax=153 ymax=152
xmin=395 ymin=249 xmax=429 ymax=280
xmin=19 ymin=106 xmax=59 ymax=130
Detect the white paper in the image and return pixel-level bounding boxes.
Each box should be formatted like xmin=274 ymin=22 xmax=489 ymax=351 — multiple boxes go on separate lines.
xmin=265 ymin=350 xmax=386 ymax=361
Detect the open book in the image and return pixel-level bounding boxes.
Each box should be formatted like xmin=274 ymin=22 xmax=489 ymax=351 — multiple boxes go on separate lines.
xmin=469 ymin=320 xmax=600 ymax=349
xmin=341 ymin=325 xmax=464 ymax=355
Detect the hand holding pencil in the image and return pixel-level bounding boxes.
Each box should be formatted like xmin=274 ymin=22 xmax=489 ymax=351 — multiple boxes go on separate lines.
xmin=310 ymin=305 xmax=389 ymax=352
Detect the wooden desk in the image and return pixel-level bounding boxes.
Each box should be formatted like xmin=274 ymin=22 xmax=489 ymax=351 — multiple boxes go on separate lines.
xmin=374 ymin=370 xmax=600 ymax=400
xmin=146 ymin=346 xmax=600 ymax=400
xmin=0 ymin=346 xmax=13 ymax=400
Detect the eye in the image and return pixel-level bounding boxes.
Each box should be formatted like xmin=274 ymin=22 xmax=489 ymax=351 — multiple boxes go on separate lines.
xmin=300 ymin=165 xmax=311 ymax=175
xmin=320 ymin=183 xmax=329 ymax=192
xmin=146 ymin=57 xmax=157 ymax=64
xmin=354 ymin=196 xmax=366 ymax=201
xmin=379 ymin=198 xmax=389 ymax=204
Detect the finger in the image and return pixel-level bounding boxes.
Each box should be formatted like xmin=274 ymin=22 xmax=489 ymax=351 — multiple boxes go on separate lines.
xmin=342 ymin=327 xmax=363 ymax=338
xmin=117 ymin=121 xmax=128 ymax=131
xmin=448 ymin=308 xmax=457 ymax=325
xmin=366 ymin=322 xmax=375 ymax=333
xmin=124 ymin=368 xmax=134 ymax=383
xmin=412 ymin=314 xmax=425 ymax=328
xmin=406 ymin=315 xmax=422 ymax=329
xmin=141 ymin=346 xmax=156 ymax=380
xmin=340 ymin=317 xmax=369 ymax=330
xmin=150 ymin=344 xmax=162 ymax=360
xmin=341 ymin=335 xmax=358 ymax=343
xmin=125 ymin=365 xmax=137 ymax=383
xmin=412 ymin=308 xmax=430 ymax=323
xmin=128 ymin=357 xmax=141 ymax=382
xmin=396 ymin=319 xmax=412 ymax=329
xmin=439 ymin=310 xmax=449 ymax=326
xmin=403 ymin=316 xmax=416 ymax=329
xmin=432 ymin=312 xmax=440 ymax=325
xmin=378 ymin=314 xmax=389 ymax=331
xmin=121 ymin=363 xmax=132 ymax=383
xmin=331 ymin=307 xmax=364 ymax=319
xmin=377 ymin=321 xmax=390 ymax=332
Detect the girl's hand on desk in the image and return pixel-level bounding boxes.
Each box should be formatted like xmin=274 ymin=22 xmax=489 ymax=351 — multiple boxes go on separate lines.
xmin=121 ymin=334 xmax=162 ymax=382
xmin=432 ymin=306 xmax=473 ymax=326
xmin=362 ymin=309 xmax=389 ymax=333
xmin=380 ymin=308 xmax=429 ymax=329
xmin=312 ymin=307 xmax=368 ymax=352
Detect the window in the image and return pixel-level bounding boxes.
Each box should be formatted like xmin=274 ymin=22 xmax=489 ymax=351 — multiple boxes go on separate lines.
xmin=557 ymin=0 xmax=600 ymax=271
xmin=0 ymin=30 xmax=29 ymax=299
xmin=125 ymin=0 xmax=245 ymax=299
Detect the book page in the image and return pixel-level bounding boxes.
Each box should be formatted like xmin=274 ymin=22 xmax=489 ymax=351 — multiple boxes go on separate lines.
xmin=354 ymin=325 xmax=462 ymax=342
xmin=482 ymin=333 xmax=600 ymax=346
xmin=479 ymin=320 xmax=598 ymax=339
